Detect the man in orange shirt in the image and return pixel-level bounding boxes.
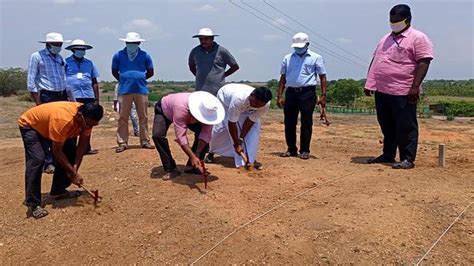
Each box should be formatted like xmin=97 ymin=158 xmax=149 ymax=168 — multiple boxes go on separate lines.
xmin=18 ymin=101 xmax=104 ymax=219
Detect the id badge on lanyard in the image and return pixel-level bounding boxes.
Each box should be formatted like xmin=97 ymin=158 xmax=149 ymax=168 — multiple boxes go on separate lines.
xmin=77 ymin=73 xmax=83 ymax=79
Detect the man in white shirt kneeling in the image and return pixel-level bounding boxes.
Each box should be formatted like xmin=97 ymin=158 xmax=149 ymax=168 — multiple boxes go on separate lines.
xmin=206 ymin=84 xmax=272 ymax=169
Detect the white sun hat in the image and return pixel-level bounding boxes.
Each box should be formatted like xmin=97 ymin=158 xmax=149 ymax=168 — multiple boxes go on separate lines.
xmin=119 ymin=32 xmax=146 ymax=42
xmin=65 ymin=39 xmax=93 ymax=50
xmin=188 ymin=91 xmax=225 ymax=125
xmin=291 ymin=32 xmax=309 ymax=48
xmin=192 ymin=28 xmax=219 ymax=38
xmin=38 ymin=32 xmax=71 ymax=43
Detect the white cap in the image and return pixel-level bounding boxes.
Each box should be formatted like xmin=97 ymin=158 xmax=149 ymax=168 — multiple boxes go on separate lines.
xmin=188 ymin=91 xmax=225 ymax=125
xmin=38 ymin=32 xmax=71 ymax=43
xmin=192 ymin=28 xmax=219 ymax=38
xmin=119 ymin=32 xmax=146 ymax=42
xmin=65 ymin=39 xmax=93 ymax=50
xmin=291 ymin=32 xmax=309 ymax=48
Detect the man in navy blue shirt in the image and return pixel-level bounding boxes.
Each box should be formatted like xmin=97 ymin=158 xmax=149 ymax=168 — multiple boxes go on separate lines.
xmin=112 ymin=32 xmax=155 ymax=153
xmin=65 ymin=39 xmax=100 ymax=154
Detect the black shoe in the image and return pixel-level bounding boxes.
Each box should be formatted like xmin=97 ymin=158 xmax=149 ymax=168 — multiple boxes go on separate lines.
xmin=204 ymin=153 xmax=215 ymax=163
xmin=280 ymin=151 xmax=298 ymax=157
xmin=367 ymin=155 xmax=395 ymax=164
xmin=392 ymin=160 xmax=415 ymax=169
xmin=299 ymin=152 xmax=310 ymax=160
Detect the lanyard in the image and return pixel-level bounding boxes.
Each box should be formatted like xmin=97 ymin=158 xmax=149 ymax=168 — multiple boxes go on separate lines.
xmin=392 ymin=34 xmax=404 ymax=47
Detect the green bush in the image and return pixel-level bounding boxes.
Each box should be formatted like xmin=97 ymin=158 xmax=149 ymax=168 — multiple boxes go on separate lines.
xmin=0 ymin=68 xmax=27 ymax=96
xmin=439 ymin=101 xmax=474 ymax=117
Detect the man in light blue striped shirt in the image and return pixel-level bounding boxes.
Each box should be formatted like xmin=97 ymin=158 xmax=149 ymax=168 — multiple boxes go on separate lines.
xmin=27 ymin=32 xmax=71 ymax=105
xmin=27 ymin=32 xmax=71 ymax=174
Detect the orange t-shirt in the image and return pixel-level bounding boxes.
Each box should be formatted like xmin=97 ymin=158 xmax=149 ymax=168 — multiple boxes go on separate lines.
xmin=18 ymin=101 xmax=92 ymax=143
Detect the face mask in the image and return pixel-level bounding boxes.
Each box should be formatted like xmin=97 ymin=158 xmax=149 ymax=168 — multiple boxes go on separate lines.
xmin=126 ymin=43 xmax=138 ymax=56
xmin=390 ymin=19 xmax=407 ymax=33
xmin=73 ymin=50 xmax=86 ymax=58
xmin=294 ymin=47 xmax=308 ymax=55
xmin=48 ymin=45 xmax=62 ymax=55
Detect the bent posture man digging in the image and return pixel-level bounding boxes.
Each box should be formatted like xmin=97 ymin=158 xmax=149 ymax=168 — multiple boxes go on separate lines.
xmin=18 ymin=102 xmax=104 ymax=219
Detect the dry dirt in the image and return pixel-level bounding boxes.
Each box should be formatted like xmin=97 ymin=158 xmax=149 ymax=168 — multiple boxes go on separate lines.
xmin=1 ymin=97 xmax=473 ymax=265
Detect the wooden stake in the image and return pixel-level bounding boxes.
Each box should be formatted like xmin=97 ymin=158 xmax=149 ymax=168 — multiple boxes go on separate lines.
xmin=438 ymin=144 xmax=446 ymax=167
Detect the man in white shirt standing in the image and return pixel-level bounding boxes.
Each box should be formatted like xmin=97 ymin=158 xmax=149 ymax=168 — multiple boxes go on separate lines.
xmin=206 ymin=84 xmax=272 ymax=169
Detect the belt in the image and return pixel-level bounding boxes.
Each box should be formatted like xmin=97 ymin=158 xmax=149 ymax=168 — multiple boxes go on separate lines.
xmin=40 ymin=90 xmax=66 ymax=95
xmin=288 ymin=85 xmax=316 ymax=92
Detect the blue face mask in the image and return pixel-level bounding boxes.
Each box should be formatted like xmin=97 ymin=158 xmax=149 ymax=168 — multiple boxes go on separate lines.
xmin=126 ymin=43 xmax=140 ymax=60
xmin=73 ymin=50 xmax=86 ymax=58
xmin=294 ymin=47 xmax=308 ymax=55
xmin=48 ymin=44 xmax=62 ymax=55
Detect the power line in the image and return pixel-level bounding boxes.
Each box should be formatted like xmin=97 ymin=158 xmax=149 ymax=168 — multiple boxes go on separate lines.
xmin=230 ymin=0 xmax=368 ymax=70
xmin=262 ymin=0 xmax=370 ymax=64
xmin=240 ymin=0 xmax=367 ymax=69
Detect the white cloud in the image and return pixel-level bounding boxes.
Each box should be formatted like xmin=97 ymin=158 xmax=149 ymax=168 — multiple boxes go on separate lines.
xmin=52 ymin=0 xmax=75 ymax=4
xmin=261 ymin=34 xmax=283 ymax=41
xmin=64 ymin=16 xmax=86 ymax=25
xmin=337 ymin=37 xmax=353 ymax=44
xmin=98 ymin=26 xmax=118 ymax=35
xmin=196 ymin=4 xmax=217 ymax=12
xmin=273 ymin=18 xmax=287 ymax=26
xmin=123 ymin=19 xmax=158 ymax=33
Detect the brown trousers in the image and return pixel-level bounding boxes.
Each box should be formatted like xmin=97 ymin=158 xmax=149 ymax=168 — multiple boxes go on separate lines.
xmin=117 ymin=93 xmax=150 ymax=145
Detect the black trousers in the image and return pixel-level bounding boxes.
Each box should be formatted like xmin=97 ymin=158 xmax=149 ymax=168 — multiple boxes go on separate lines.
xmin=375 ymin=91 xmax=418 ymax=162
xmin=151 ymin=101 xmax=207 ymax=171
xmin=283 ymin=86 xmax=317 ymax=154
xmin=76 ymin=98 xmax=96 ymax=152
xmin=151 ymin=101 xmax=176 ymax=172
xmin=39 ymin=90 xmax=69 ymax=169
xmin=20 ymin=127 xmax=75 ymax=208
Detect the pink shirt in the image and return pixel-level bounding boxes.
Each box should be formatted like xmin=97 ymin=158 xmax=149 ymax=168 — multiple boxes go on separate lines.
xmin=365 ymin=27 xmax=433 ymax=96
xmin=160 ymin=92 xmax=212 ymax=146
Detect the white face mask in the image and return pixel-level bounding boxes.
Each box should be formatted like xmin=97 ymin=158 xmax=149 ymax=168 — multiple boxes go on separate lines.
xmin=390 ymin=19 xmax=407 ymax=33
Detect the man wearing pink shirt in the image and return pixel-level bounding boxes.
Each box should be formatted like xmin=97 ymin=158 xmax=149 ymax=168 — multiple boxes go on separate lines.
xmin=365 ymin=4 xmax=433 ymax=169
xmin=151 ymin=91 xmax=224 ymax=179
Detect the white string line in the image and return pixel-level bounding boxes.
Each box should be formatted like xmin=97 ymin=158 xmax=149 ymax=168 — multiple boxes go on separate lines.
xmin=190 ymin=168 xmax=365 ymax=265
xmin=415 ymin=201 xmax=473 ymax=265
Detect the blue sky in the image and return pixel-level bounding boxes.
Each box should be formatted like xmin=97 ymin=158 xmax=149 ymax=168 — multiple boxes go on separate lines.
xmin=0 ymin=0 xmax=473 ymax=81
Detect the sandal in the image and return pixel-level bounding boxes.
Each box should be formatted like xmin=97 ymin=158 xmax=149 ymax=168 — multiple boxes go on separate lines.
xmin=116 ymin=144 xmax=127 ymax=153
xmin=28 ymin=206 xmax=49 ymax=219
xmin=163 ymin=169 xmax=182 ymax=180
xmin=253 ymin=161 xmax=264 ymax=170
xmin=51 ymin=190 xmax=82 ymax=200
xmin=141 ymin=142 xmax=155 ymax=149
xmin=280 ymin=151 xmax=298 ymax=157
xmin=86 ymin=149 xmax=99 ymax=155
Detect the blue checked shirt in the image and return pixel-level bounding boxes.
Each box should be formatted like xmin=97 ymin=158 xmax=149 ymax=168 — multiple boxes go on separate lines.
xmin=27 ymin=48 xmax=67 ymax=93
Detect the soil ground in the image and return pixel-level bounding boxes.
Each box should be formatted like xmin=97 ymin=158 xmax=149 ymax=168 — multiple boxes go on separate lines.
xmin=0 ymin=97 xmax=473 ymax=264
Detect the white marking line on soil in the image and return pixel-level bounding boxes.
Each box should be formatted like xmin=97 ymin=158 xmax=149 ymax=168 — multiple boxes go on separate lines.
xmin=190 ymin=168 xmax=365 ymax=265
xmin=415 ymin=201 xmax=473 ymax=265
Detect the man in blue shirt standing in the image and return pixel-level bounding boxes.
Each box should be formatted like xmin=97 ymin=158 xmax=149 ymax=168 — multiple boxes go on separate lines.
xmin=276 ymin=32 xmax=328 ymax=160
xmin=27 ymin=32 xmax=71 ymax=174
xmin=112 ymin=32 xmax=155 ymax=153
xmin=65 ymin=39 xmax=100 ymax=155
